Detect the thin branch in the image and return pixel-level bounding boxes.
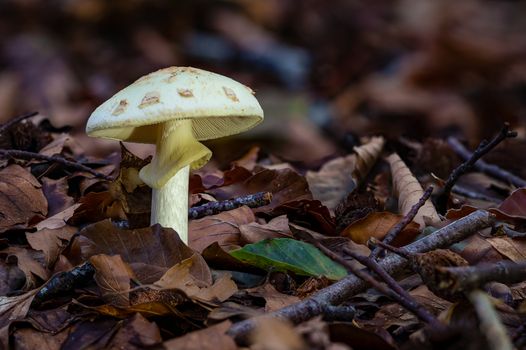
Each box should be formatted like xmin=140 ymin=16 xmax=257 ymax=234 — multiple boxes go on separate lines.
xmin=189 ymin=192 xmax=272 ymax=219
xmin=452 ymin=184 xmax=501 ymax=202
xmin=436 ymin=261 xmax=526 ymax=293
xmin=344 ymin=247 xmax=444 ymax=330
xmin=0 ymin=149 xmax=113 ymax=180
xmin=436 ymin=123 xmax=517 ymax=213
xmin=370 ymin=186 xmax=433 ymax=259
xmin=0 ymin=111 xmax=39 ymax=134
xmin=468 ymin=290 xmax=513 ymax=350
xmin=448 ymin=136 xmax=526 ymax=189
xmin=227 ymin=210 xmax=495 ymax=344
xmin=368 ymin=238 xmax=413 ymax=259
xmin=500 ymin=225 xmax=526 ymax=239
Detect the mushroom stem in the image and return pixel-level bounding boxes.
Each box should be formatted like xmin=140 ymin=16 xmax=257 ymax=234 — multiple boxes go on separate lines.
xmin=151 ymin=164 xmax=189 ymax=243
xmin=139 ymin=118 xmax=211 ymax=244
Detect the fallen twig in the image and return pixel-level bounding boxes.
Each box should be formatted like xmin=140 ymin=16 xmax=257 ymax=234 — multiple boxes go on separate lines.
xmin=452 ymin=184 xmax=501 ymax=202
xmin=468 ymin=290 xmax=513 ymax=350
xmin=32 ymin=261 xmax=95 ymax=307
xmin=437 ymin=261 xmax=526 ymax=294
xmin=344 ymin=247 xmax=445 ymax=330
xmin=500 ymin=225 xmax=526 ymax=239
xmin=448 ymin=136 xmax=526 ymax=189
xmin=0 ymin=111 xmax=39 ymax=134
xmin=227 ymin=210 xmax=495 ymax=343
xmin=189 ymin=192 xmax=272 ymax=219
xmin=299 ymin=228 xmax=440 ymax=327
xmin=436 ymin=123 xmax=517 ymax=213
xmin=0 ymin=149 xmax=113 ymax=180
xmin=370 ymin=186 xmax=433 ymax=259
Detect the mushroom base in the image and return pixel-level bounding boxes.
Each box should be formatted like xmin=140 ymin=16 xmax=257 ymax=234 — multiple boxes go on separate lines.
xmin=150 ymin=164 xmax=189 ymax=243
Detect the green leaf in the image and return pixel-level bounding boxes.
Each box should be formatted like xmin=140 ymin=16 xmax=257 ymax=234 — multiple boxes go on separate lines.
xmin=229 ymin=238 xmax=347 ymax=280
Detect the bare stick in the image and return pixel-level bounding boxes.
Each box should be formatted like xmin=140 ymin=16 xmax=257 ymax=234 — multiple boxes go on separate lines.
xmin=189 ymin=192 xmax=272 ymax=219
xmin=344 ymin=247 xmax=444 ymax=330
xmin=0 ymin=111 xmax=39 ymax=134
xmin=437 ymin=261 xmax=526 ymax=293
xmin=448 ymin=136 xmax=526 ymax=189
xmin=227 ymin=210 xmax=495 ymax=343
xmin=436 ymin=123 xmax=517 ymax=213
xmin=468 ymin=290 xmax=513 ymax=350
xmin=370 ymin=186 xmax=433 ymax=259
xmin=0 ymin=149 xmax=112 ymax=180
xmin=452 ymin=184 xmax=500 ymax=202
xmin=500 ymin=225 xmax=526 ymax=239
xmin=368 ymin=238 xmax=413 ymax=259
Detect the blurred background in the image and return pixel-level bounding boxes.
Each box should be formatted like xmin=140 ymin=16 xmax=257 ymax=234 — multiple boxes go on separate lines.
xmin=0 ymin=0 xmax=525 ymax=167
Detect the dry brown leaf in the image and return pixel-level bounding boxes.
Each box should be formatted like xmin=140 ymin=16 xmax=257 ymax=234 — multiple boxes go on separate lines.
xmin=35 ymin=204 xmax=80 ymax=230
xmin=1 ymin=247 xmax=48 ymax=289
xmin=0 ymin=164 xmax=47 ymax=232
xmin=12 ymin=326 xmax=71 ymax=350
xmin=486 ymin=237 xmax=526 ymax=262
xmin=341 ymin=211 xmax=420 ymax=245
xmin=163 ymin=320 xmax=236 ymax=350
xmin=251 ymin=318 xmax=305 ymax=350
xmin=231 ymin=145 xmax=260 ymax=171
xmin=352 ymin=136 xmax=385 ymax=186
xmin=306 ymin=136 xmax=384 ymax=213
xmin=189 ymin=206 xmax=255 ymax=253
xmin=0 ymin=290 xmax=38 ymax=348
xmin=239 ymin=215 xmax=291 ymax=244
xmin=26 ymin=226 xmax=77 ymax=267
xmin=41 ymin=177 xmax=75 ymax=217
xmin=106 ymin=313 xmax=162 ymax=349
xmin=156 ymin=256 xmax=236 ymax=302
xmin=387 ymin=153 xmax=440 ymax=227
xmin=306 ymin=155 xmax=357 ymax=213
xmin=90 ymin=254 xmax=135 ymax=308
xmin=249 ymin=283 xmax=300 ymax=312
xmin=209 ymin=168 xmax=312 ymax=212
xmin=80 ymin=222 xmax=210 ymax=285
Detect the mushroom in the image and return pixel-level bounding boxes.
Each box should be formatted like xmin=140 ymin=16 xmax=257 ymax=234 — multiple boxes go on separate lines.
xmin=86 ymin=67 xmax=264 ymax=243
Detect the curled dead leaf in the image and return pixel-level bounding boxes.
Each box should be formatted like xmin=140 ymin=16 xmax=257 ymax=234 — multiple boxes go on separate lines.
xmin=306 ymin=136 xmax=384 ymax=213
xmin=386 ymin=153 xmax=440 ymax=227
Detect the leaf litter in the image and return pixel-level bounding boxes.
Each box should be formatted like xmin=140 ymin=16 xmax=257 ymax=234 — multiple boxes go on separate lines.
xmin=0 ymin=1 xmax=526 ymax=349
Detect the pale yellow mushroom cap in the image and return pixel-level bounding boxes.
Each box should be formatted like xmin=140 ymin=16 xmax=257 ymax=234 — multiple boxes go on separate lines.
xmin=86 ymin=66 xmax=264 ymax=143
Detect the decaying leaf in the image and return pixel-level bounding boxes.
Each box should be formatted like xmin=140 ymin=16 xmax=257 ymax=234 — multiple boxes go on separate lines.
xmin=163 ymin=320 xmax=236 ymax=350
xmin=1 ymin=247 xmax=48 ymax=289
xmin=154 ymin=254 xmax=237 ymax=302
xmin=209 ymin=168 xmax=312 ymax=212
xmin=79 ymin=221 xmax=207 ymax=283
xmin=239 ymin=215 xmax=291 ymax=244
xmin=41 ymin=177 xmax=75 ymax=217
xmin=341 ymin=211 xmax=420 ymax=245
xmin=0 ymin=290 xmax=38 ymax=348
xmin=105 ymin=313 xmax=162 ymax=350
xmin=26 ymin=226 xmax=77 ymax=267
xmin=352 ymin=136 xmax=385 ymax=188
xmin=0 ymin=164 xmax=47 ymax=232
xmin=306 ymin=136 xmax=385 ymax=213
xmin=248 ymin=283 xmax=300 ymax=312
xmin=492 ymin=188 xmax=526 ymax=221
xmin=486 ymin=236 xmax=526 ymax=262
xmin=189 ymin=206 xmax=256 ymax=253
xmin=90 ymin=254 xmax=135 ymax=308
xmin=386 ymin=153 xmax=440 ymax=227
xmin=251 ymin=317 xmax=305 ymax=350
